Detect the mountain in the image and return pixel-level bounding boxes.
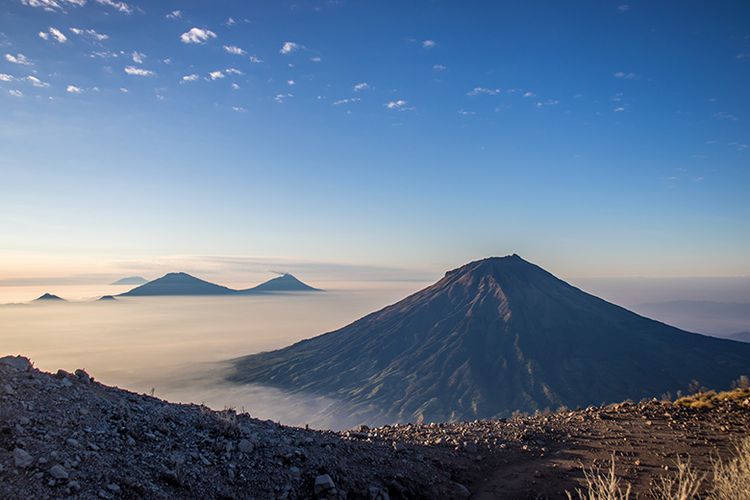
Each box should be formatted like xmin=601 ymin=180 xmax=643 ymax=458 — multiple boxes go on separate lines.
xmin=240 ymin=273 xmax=321 ymax=293
xmin=230 ymin=255 xmax=750 ymax=424
xmin=119 ymin=272 xmax=236 ymax=296
xmin=98 ymin=295 xmax=117 ymax=301
xmin=119 ymin=272 xmax=321 ymax=296
xmin=727 ymin=332 xmax=750 ymax=343
xmin=34 ymin=293 xmax=64 ymax=302
xmin=111 ymin=276 xmax=148 ymax=286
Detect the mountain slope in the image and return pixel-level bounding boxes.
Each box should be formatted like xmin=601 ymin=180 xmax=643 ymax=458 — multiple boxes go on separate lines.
xmin=240 ymin=273 xmax=320 ymax=293
xmin=111 ymin=276 xmax=148 ymax=286
xmin=34 ymin=293 xmax=64 ymax=301
xmin=230 ymin=255 xmax=750 ymax=423
xmin=119 ymin=272 xmax=236 ymax=296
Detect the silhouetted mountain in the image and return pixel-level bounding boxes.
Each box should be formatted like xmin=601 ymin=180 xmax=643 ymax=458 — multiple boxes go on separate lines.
xmin=231 ymin=255 xmax=750 ymax=423
xmin=34 ymin=293 xmax=64 ymax=302
xmin=119 ymin=272 xmax=320 ymax=296
xmin=98 ymin=295 xmax=117 ymax=301
xmin=119 ymin=273 xmax=235 ymax=296
xmin=240 ymin=274 xmax=321 ymax=293
xmin=111 ymin=276 xmax=148 ymax=286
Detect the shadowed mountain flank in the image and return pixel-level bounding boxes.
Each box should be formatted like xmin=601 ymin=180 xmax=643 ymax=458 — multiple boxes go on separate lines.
xmin=239 ymin=274 xmax=321 ymax=293
xmin=230 ymin=255 xmax=750 ymax=423
xmin=34 ymin=293 xmax=65 ymax=302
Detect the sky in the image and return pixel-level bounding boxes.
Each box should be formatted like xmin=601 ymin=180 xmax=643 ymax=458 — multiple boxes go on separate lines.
xmin=1 ymin=0 xmax=749 ymax=284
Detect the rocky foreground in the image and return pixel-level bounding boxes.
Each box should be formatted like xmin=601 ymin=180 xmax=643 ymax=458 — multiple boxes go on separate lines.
xmin=1 ymin=356 xmax=749 ymax=499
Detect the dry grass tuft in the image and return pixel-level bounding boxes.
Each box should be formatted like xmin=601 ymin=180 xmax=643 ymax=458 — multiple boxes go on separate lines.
xmin=566 ymin=454 xmax=631 ymax=500
xmin=651 ymin=457 xmax=703 ymax=500
xmin=709 ymin=436 xmax=750 ymax=499
xmin=674 ymin=388 xmax=750 ymax=409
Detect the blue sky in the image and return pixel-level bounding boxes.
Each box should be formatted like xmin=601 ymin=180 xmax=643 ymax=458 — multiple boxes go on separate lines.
xmin=1 ymin=0 xmax=749 ymax=280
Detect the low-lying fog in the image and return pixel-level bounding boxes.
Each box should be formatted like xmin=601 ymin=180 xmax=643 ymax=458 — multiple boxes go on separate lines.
xmin=0 ymin=283 xmax=422 ymax=429
xmin=2 ymin=276 xmax=748 ymax=429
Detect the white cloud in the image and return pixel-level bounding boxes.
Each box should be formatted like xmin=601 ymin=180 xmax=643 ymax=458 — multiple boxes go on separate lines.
xmin=353 ymin=82 xmax=369 ymax=91
xmin=280 ymin=41 xmax=298 ymax=55
xmin=181 ymin=74 xmax=199 ymax=82
xmin=131 ymin=51 xmax=145 ymax=64
xmin=225 ymin=17 xmax=236 ymax=27
xmin=333 ymin=97 xmax=360 ymax=105
xmin=124 ymin=66 xmax=155 ymax=77
xmin=287 ymin=79 xmax=295 ymax=86
xmin=613 ymin=71 xmax=637 ymax=79
xmin=49 ymin=27 xmax=68 ymax=43
xmin=617 ymin=4 xmax=630 ymax=12
xmin=69 ymin=28 xmax=109 ymax=41
xmin=119 ymin=87 xmax=128 ymax=93
xmin=737 ymin=53 xmax=750 ymax=60
xmin=232 ymin=106 xmax=246 ymax=113
xmin=209 ymin=70 xmax=225 ymax=80
xmin=21 ymin=0 xmax=85 ymax=13
xmin=274 ymin=93 xmax=292 ymax=103
xmin=522 ymin=91 xmax=535 ymax=97
xmin=535 ymin=99 xmax=560 ymax=107
xmin=166 ymin=10 xmax=182 ymax=19
xmin=9 ymin=89 xmax=23 ymax=97
xmin=248 ymin=55 xmax=263 ymax=63
xmin=223 ymin=45 xmax=246 ymax=56
xmin=310 ymin=56 xmax=321 ymax=62
xmin=0 ymin=73 xmax=15 ymax=82
xmin=24 ymin=75 xmax=49 ymax=88
xmin=66 ymin=85 xmax=83 ymax=94
xmin=225 ymin=68 xmax=243 ymax=75
xmin=231 ymin=83 xmax=240 ymax=90
xmin=95 ymin=0 xmax=132 ymax=14
xmin=458 ymin=109 xmax=475 ymax=116
xmin=5 ymin=53 xmax=32 ymax=66
xmin=613 ymin=106 xmax=625 ymax=112
xmin=433 ymin=64 xmax=446 ymax=71
xmin=385 ymin=99 xmax=408 ymax=110
xmin=422 ymin=40 xmax=436 ymax=49
xmin=467 ymin=87 xmax=500 ymax=96
xmin=180 ymin=28 xmax=217 ymax=45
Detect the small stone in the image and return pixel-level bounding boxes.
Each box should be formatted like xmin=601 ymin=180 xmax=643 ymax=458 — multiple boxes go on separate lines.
xmin=106 ymin=483 xmax=121 ymax=493
xmin=238 ymin=439 xmax=254 ymax=453
xmin=66 ymin=438 xmax=80 ymax=448
xmin=0 ymin=355 xmax=32 ymax=371
xmin=314 ymin=474 xmax=335 ymax=495
xmin=60 ymin=378 xmax=73 ymax=388
xmin=75 ymin=369 xmax=92 ymax=384
xmin=14 ymin=448 xmax=33 ymax=468
xmin=3 ymin=384 xmax=15 ymax=395
xmin=50 ymin=464 xmax=69 ymax=480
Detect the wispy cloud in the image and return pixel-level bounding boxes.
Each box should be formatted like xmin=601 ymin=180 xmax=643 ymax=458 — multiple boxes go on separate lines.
xmin=5 ymin=53 xmax=32 ymax=66
xmin=209 ymin=70 xmax=225 ymax=80
xmin=21 ymin=0 xmax=85 ymax=13
xmin=353 ymin=82 xmax=369 ymax=91
xmin=275 ymin=93 xmax=292 ymax=103
xmin=333 ymin=97 xmax=360 ymax=105
xmin=124 ymin=66 xmax=155 ymax=77
xmin=225 ymin=68 xmax=243 ymax=76
xmin=231 ymin=106 xmax=246 ymax=113
xmin=180 ymin=28 xmax=217 ymax=45
xmin=713 ymin=111 xmax=739 ymax=121
xmin=181 ymin=74 xmax=199 ymax=83
xmin=223 ymin=45 xmax=246 ymax=56
xmin=231 ymin=83 xmax=240 ymax=90
xmin=280 ymin=41 xmax=299 ymax=55
xmin=66 ymin=85 xmax=83 ymax=94
xmin=131 ymin=51 xmax=145 ymax=64
xmin=535 ymin=99 xmax=560 ymax=107
xmin=613 ymin=71 xmax=638 ymax=79
xmin=38 ymin=27 xmax=68 ymax=43
xmin=166 ymin=9 xmax=182 ymax=19
xmin=95 ymin=0 xmax=132 ymax=14
xmin=617 ymin=4 xmax=630 ymax=12
xmin=24 ymin=75 xmax=49 ymax=88
xmin=69 ymin=28 xmax=109 ymax=41
xmin=422 ymin=39 xmax=436 ymax=49
xmin=467 ymin=87 xmax=500 ymax=96
xmin=385 ymin=99 xmax=410 ymax=110
xmin=0 ymin=73 xmax=14 ymax=82
xmin=8 ymin=89 xmax=23 ymax=97
xmin=433 ymin=64 xmax=446 ymax=71
xmin=248 ymin=55 xmax=263 ymax=63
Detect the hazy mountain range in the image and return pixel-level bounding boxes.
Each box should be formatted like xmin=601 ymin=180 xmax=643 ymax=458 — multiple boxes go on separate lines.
xmin=119 ymin=272 xmax=320 ymax=297
xmin=111 ymin=276 xmax=148 ymax=286
xmin=230 ymin=255 xmax=750 ymax=424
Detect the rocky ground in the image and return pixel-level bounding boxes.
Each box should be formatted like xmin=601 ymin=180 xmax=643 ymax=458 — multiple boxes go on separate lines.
xmin=1 ymin=355 xmax=749 ymax=499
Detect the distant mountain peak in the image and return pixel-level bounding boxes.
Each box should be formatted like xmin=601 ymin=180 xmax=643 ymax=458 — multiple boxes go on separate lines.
xmin=111 ymin=276 xmax=148 ymax=286
xmin=119 ymin=272 xmax=236 ymax=297
xmin=34 ymin=293 xmax=64 ymax=301
xmin=240 ymin=273 xmax=321 ymax=294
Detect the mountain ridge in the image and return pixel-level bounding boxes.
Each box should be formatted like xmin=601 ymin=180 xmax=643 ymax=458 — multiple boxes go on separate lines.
xmin=119 ymin=272 xmax=320 ymax=297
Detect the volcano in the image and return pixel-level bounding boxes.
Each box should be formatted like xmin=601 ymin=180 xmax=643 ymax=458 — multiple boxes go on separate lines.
xmin=119 ymin=272 xmax=236 ymax=296
xmin=230 ymin=255 xmax=750 ymax=423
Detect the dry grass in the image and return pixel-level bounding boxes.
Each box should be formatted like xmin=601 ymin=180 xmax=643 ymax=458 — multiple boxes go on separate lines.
xmin=651 ymin=457 xmax=703 ymax=500
xmin=566 ymin=454 xmax=631 ymax=500
xmin=569 ymin=436 xmax=750 ymax=500
xmin=674 ymin=388 xmax=750 ymax=409
xmin=709 ymin=436 xmax=750 ymax=499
